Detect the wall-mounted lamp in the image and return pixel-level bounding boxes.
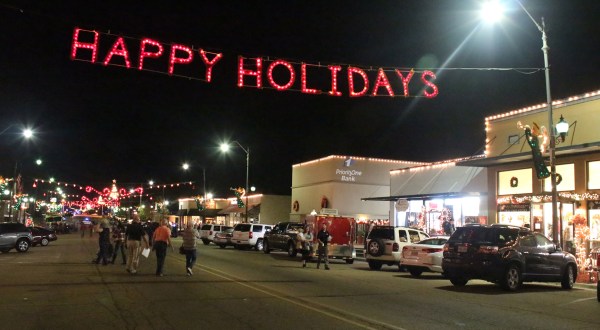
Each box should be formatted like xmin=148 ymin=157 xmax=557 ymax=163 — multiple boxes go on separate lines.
xmin=555 ymin=114 xmax=569 ymax=143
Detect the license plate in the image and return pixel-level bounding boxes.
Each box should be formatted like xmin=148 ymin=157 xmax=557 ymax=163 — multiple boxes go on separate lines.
xmin=411 ymin=251 xmax=419 ymax=256
xmin=457 ymin=245 xmax=468 ymax=253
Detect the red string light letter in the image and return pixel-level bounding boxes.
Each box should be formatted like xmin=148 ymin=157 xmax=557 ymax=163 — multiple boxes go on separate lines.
xmin=138 ymin=39 xmax=164 ymax=71
xmin=103 ymin=37 xmax=131 ymax=68
xmin=371 ymin=68 xmax=394 ymax=96
xmin=168 ymin=44 xmax=193 ymax=75
xmin=421 ymin=70 xmax=439 ymax=98
xmin=71 ymin=28 xmax=99 ymax=62
xmin=348 ymin=67 xmax=369 ymax=97
xmin=237 ymin=56 xmax=263 ymax=88
xmin=395 ymin=69 xmax=414 ymax=97
xmin=301 ymin=63 xmax=319 ymax=94
xmin=328 ymin=65 xmax=342 ymax=97
xmin=199 ymin=50 xmax=223 ymax=82
xmin=267 ymin=60 xmax=295 ymax=91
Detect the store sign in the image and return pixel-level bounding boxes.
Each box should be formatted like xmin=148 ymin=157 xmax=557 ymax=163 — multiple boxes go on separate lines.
xmin=335 ymin=168 xmax=362 ymax=182
xmin=70 ymin=28 xmax=439 ymax=99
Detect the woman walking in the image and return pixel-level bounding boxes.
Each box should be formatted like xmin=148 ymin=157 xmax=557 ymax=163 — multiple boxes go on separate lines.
xmin=181 ymin=221 xmax=200 ymax=276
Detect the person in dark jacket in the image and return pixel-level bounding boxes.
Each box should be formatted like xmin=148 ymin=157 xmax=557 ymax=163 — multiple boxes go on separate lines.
xmin=93 ymin=219 xmax=111 ymax=265
xmin=316 ymin=223 xmax=330 ymax=270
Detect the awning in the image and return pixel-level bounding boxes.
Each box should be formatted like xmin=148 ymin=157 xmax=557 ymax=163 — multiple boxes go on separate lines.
xmin=363 ymin=165 xmax=487 ymax=202
xmin=176 ymin=209 xmax=188 ymax=216
xmin=198 ymin=208 xmax=222 ymax=217
xmin=218 ymin=204 xmax=258 ymax=214
xmin=458 ymin=142 xmax=600 ymax=167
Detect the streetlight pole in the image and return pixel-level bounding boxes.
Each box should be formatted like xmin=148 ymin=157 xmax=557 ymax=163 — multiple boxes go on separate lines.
xmin=482 ymin=1 xmax=560 ymax=245
xmin=515 ymin=1 xmax=559 ymax=245
xmin=220 ymin=141 xmax=250 ymax=223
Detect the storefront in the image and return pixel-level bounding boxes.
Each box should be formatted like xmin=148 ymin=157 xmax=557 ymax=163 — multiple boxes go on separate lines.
xmin=459 ymin=90 xmax=600 ymax=281
xmin=362 ymin=160 xmax=488 ymax=235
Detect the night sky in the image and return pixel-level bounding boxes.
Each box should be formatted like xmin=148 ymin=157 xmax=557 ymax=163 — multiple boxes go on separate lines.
xmin=0 ymin=0 xmax=598 ymax=202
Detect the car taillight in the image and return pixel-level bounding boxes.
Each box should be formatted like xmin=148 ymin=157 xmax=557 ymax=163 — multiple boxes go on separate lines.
xmin=402 ymin=246 xmax=409 ymax=252
xmin=423 ymin=248 xmax=442 ymax=253
xmin=209 ymin=230 xmax=213 ymax=235
xmin=478 ymin=245 xmax=499 ymax=254
xmin=443 ymin=243 xmax=449 ymax=252
xmin=249 ymin=231 xmax=253 ymax=239
xmin=393 ymin=242 xmax=399 ymax=252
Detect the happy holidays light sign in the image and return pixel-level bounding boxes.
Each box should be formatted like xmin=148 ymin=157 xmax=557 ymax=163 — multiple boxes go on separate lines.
xmin=70 ymin=28 xmax=439 ymax=99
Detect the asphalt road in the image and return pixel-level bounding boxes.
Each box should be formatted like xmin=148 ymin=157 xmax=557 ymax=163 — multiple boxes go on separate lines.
xmin=0 ymin=233 xmax=598 ymax=330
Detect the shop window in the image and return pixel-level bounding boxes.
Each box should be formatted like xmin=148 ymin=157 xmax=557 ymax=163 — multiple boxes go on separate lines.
xmin=543 ymin=163 xmax=575 ymax=192
xmin=588 ymin=161 xmax=600 ymax=190
xmin=498 ymin=168 xmax=533 ymax=195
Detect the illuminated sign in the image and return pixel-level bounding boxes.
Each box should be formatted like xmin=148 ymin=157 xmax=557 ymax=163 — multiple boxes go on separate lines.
xmin=70 ymin=28 xmax=439 ymax=99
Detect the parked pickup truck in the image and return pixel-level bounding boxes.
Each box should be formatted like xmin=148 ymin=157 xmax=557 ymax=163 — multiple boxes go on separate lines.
xmin=263 ymin=222 xmax=305 ymax=257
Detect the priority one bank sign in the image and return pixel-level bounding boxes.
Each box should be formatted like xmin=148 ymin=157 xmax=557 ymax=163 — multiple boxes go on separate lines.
xmin=70 ymin=28 xmax=439 ymax=99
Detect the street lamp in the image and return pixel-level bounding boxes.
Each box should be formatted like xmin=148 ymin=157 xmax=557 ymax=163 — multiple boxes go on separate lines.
xmin=220 ymin=141 xmax=250 ymax=223
xmin=7 ymin=128 xmax=36 ymax=222
xmin=182 ymin=163 xmax=207 ymax=208
xmin=481 ymin=0 xmax=561 ymax=244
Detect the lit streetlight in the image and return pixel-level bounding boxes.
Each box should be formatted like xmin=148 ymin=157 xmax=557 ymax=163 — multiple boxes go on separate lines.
xmin=481 ymin=0 xmax=566 ymax=244
xmin=220 ymin=141 xmax=250 ymax=223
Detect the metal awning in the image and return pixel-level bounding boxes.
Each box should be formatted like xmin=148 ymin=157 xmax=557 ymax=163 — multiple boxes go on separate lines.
xmin=218 ymin=204 xmax=258 ymax=214
xmin=363 ymin=165 xmax=487 ymax=202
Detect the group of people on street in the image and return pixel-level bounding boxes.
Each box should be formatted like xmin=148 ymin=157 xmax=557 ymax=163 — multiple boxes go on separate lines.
xmin=91 ymin=216 xmax=337 ymax=275
xmin=296 ymin=223 xmax=331 ymax=270
xmin=90 ymin=215 xmax=200 ymax=277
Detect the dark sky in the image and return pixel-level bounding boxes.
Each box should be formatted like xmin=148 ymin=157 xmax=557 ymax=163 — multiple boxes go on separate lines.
xmin=0 ymin=0 xmax=598 ymax=202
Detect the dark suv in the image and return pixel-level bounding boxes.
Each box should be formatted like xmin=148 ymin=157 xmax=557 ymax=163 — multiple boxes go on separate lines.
xmin=442 ymin=224 xmax=577 ymax=291
xmin=0 ymin=222 xmax=33 ymax=253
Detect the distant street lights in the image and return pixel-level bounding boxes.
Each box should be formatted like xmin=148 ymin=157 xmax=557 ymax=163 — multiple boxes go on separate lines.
xmin=481 ymin=0 xmax=566 ymax=244
xmin=220 ymin=141 xmax=250 ymax=223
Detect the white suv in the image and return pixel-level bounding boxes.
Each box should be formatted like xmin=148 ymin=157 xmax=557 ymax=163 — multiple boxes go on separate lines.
xmin=231 ymin=223 xmax=273 ymax=251
xmin=199 ymin=224 xmax=230 ymax=245
xmin=365 ymin=226 xmax=429 ymax=271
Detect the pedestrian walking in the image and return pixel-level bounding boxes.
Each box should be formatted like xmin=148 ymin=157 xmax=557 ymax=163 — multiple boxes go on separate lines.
xmin=92 ymin=219 xmax=111 ymax=265
xmin=125 ymin=214 xmax=149 ymax=274
xmin=152 ymin=218 xmax=173 ymax=277
xmin=316 ymin=223 xmax=330 ymax=270
xmin=181 ymin=221 xmax=200 ymax=276
xmin=296 ymin=227 xmax=310 ymax=268
xmin=111 ymin=221 xmax=127 ymax=265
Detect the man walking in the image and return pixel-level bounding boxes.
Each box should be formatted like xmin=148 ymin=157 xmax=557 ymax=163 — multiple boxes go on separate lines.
xmin=316 ymin=223 xmax=330 ymax=270
xmin=125 ymin=215 xmax=148 ymax=274
xmin=152 ymin=218 xmax=173 ymax=277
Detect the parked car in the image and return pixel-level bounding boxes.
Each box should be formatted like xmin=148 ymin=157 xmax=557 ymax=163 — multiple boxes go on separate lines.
xmin=213 ymin=227 xmax=235 ymax=248
xmin=199 ymin=224 xmax=231 ymax=245
xmin=442 ymin=224 xmax=578 ymax=291
xmin=400 ymin=236 xmax=449 ymax=277
xmin=0 ymin=222 xmax=33 ymax=253
xmin=365 ymin=226 xmax=429 ymax=270
xmin=231 ymin=223 xmax=273 ymax=251
xmin=263 ymin=222 xmax=305 ymax=256
xmin=30 ymin=226 xmax=58 ymax=246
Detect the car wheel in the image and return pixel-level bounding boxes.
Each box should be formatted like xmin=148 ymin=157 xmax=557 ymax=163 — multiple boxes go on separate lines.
xmin=561 ymin=264 xmax=575 ymax=289
xmin=449 ymin=277 xmax=468 ymax=286
xmin=287 ymin=242 xmax=297 ymax=257
xmin=41 ymin=238 xmax=50 ymax=246
xmin=255 ymin=239 xmax=264 ymax=251
xmin=367 ymin=238 xmax=385 ymax=257
xmin=233 ymin=244 xmax=239 ymax=250
xmin=263 ymin=240 xmax=271 ymax=254
xmin=345 ymin=259 xmax=354 ymax=264
xmin=219 ymin=244 xmax=226 ymax=249
xmin=408 ymin=267 xmax=423 ymax=277
xmin=501 ymin=264 xmax=521 ymax=291
xmin=368 ymin=260 xmax=382 ymax=270
xmin=16 ymin=239 xmax=30 ymax=252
